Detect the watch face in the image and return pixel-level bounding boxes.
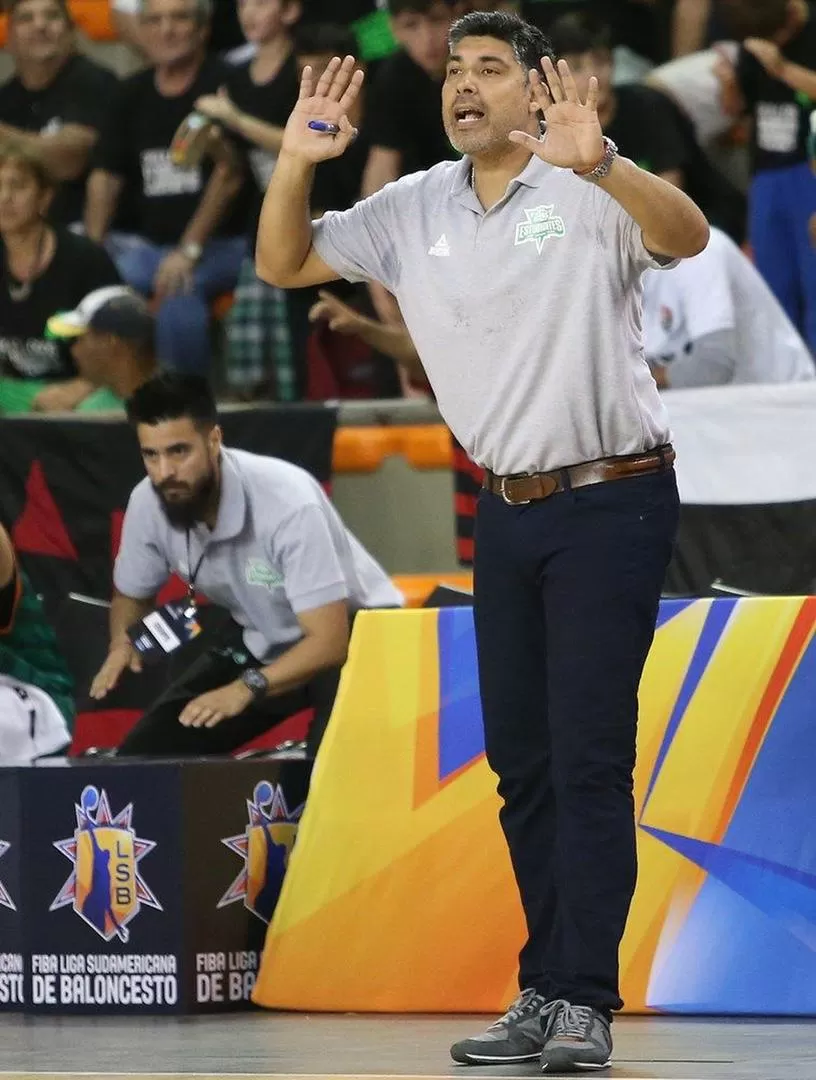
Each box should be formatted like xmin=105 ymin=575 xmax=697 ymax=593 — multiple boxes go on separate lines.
xmin=242 ymin=668 xmax=268 ymax=695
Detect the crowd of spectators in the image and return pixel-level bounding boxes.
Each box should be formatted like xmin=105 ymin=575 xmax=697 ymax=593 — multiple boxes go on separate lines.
xmin=0 ymin=0 xmax=812 ymax=412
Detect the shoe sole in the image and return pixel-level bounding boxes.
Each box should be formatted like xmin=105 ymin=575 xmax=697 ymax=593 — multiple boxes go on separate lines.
xmin=452 ymin=1051 xmax=542 ymax=1065
xmin=541 ymin=1054 xmax=612 ymax=1073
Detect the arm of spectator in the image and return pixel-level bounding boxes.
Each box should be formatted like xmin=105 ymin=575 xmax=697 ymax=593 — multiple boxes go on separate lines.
xmin=84 ymin=169 xmax=124 ymax=243
xmin=31 ymin=377 xmax=97 ymax=413
xmin=361 ymin=145 xmax=402 ymax=198
xmin=0 ymin=122 xmax=98 ymax=183
xmin=671 ymin=0 xmax=711 ymax=58
xmin=196 ymin=89 xmax=285 ymax=154
xmin=361 ymin=145 xmax=402 ymax=197
xmin=745 ymin=38 xmax=816 ymax=100
xmin=153 ymin=158 xmax=243 ymax=301
xmin=181 ymin=159 xmax=243 ymax=249
xmin=309 ymin=289 xmax=427 ymax=381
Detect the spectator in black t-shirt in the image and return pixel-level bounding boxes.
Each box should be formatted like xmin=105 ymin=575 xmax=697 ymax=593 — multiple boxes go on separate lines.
xmin=0 ymin=0 xmax=118 ymax=227
xmin=522 ymin=0 xmax=670 ymax=66
xmin=361 ymin=0 xmax=458 ymax=333
xmin=193 ymin=0 xmax=301 ymax=398
xmin=199 ymin=18 xmax=380 ymax=400
xmin=0 ymin=146 xmax=122 ymax=414
xmin=549 ymin=12 xmax=747 ymax=240
xmin=363 ymin=0 xmax=458 ymax=195
xmin=718 ymin=0 xmax=816 ymax=351
xmin=84 ymin=0 xmax=246 ymax=375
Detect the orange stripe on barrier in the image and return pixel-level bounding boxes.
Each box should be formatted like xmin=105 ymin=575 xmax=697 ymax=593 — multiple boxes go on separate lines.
xmin=391 ymin=573 xmax=472 ymax=608
xmin=332 ymin=425 xmax=453 ymax=473
xmin=712 ymin=596 xmax=816 ymax=842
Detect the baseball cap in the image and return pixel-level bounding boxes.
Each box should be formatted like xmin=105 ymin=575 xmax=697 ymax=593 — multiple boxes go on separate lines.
xmin=47 ymin=286 xmax=154 ymax=345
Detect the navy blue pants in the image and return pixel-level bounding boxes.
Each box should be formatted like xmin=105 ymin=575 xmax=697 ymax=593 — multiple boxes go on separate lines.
xmin=750 ymin=163 xmax=816 ymax=353
xmin=473 ymin=468 xmax=679 ymax=1014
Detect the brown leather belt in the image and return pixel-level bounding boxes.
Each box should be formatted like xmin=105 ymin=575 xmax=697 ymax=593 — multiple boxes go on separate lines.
xmin=483 ymin=445 xmax=675 ymax=506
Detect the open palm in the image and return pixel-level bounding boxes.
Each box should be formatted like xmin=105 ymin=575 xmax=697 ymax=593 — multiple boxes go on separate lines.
xmin=510 ymin=56 xmax=605 ymax=172
xmin=281 ymin=55 xmax=364 ymax=164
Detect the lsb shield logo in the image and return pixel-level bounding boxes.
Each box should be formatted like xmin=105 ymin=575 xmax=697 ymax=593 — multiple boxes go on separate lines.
xmin=0 ymin=841 xmax=15 ymax=911
xmin=50 ymin=785 xmax=162 ymax=942
xmin=218 ymin=781 xmax=303 ymax=924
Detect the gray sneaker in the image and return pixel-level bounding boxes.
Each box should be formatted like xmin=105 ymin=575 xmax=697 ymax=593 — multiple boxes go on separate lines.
xmin=540 ymin=1002 xmax=612 ymax=1072
xmin=450 ymin=989 xmax=558 ymax=1065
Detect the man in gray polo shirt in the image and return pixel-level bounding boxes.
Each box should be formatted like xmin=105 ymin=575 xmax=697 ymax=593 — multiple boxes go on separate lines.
xmin=256 ymin=10 xmax=708 ymax=1073
xmin=89 ymin=372 xmax=402 ymax=758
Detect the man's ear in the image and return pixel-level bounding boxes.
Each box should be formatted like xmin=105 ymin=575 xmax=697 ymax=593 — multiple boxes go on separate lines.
xmin=209 ymin=423 xmax=223 ymax=456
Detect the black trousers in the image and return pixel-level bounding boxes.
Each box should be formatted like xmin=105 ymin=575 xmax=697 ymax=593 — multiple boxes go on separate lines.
xmin=473 ymin=469 xmax=679 ymax=1014
xmin=117 ymin=629 xmax=341 ymax=759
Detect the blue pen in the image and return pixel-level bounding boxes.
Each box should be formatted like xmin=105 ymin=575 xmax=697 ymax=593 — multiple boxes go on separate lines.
xmin=308 ymin=119 xmax=341 ymax=135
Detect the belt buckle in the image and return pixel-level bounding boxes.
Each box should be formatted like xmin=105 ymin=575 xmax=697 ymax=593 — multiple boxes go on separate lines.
xmin=500 ymin=475 xmax=531 ymax=506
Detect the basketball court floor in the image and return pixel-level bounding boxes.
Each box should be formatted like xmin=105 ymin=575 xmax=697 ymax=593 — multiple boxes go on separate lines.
xmin=0 ymin=1012 xmax=814 ymax=1080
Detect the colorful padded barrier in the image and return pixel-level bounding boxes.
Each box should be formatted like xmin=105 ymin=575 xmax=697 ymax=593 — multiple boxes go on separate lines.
xmin=254 ymin=597 xmax=816 ymax=1015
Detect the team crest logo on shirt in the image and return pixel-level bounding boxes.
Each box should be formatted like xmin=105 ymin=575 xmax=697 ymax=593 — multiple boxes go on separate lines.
xmin=0 ymin=841 xmax=16 ymax=911
xmin=217 ymin=782 xmax=303 ymax=925
xmin=660 ymin=305 xmax=674 ymax=331
xmin=50 ymin=786 xmax=162 ymax=942
xmin=514 ymin=205 xmax=566 ymax=253
xmin=245 ymin=558 xmax=283 ymax=590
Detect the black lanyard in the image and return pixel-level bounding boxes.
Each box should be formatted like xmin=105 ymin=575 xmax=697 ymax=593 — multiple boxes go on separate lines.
xmin=185 ymin=529 xmax=208 ymax=611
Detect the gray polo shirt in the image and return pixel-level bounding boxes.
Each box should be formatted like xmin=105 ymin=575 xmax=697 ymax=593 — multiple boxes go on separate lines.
xmin=312 ymin=155 xmax=675 ymax=475
xmin=113 ymin=447 xmax=403 ymax=663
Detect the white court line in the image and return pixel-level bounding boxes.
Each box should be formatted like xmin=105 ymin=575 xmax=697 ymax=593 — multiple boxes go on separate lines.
xmin=0 ymin=1073 xmax=712 ymax=1080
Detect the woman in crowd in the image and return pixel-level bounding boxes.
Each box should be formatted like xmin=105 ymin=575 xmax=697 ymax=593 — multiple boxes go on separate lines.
xmin=0 ymin=145 xmax=121 ymax=414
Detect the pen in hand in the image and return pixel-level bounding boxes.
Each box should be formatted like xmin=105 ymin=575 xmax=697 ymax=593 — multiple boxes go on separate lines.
xmin=308 ymin=120 xmax=341 ymax=135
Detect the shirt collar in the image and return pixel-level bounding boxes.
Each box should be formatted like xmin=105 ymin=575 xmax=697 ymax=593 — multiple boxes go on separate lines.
xmin=210 ymin=448 xmax=247 ymax=541
xmin=450 ymin=152 xmax=554 ymax=212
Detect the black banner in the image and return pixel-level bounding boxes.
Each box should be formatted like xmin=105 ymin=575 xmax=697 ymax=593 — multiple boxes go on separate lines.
xmin=0 ymin=405 xmax=338 ymax=606
xmin=0 ymin=758 xmax=310 ymax=1014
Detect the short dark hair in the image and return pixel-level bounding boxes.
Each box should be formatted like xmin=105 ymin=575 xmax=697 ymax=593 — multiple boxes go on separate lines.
xmin=125 ymin=372 xmax=218 ymax=431
xmin=388 ymin=0 xmax=457 ymax=17
xmin=448 ymin=10 xmax=554 ymax=73
xmin=7 ymin=0 xmax=71 ymax=21
xmin=294 ymin=21 xmax=358 ymax=59
xmin=717 ymin=0 xmax=789 ymax=39
xmin=548 ymin=12 xmax=612 ymax=57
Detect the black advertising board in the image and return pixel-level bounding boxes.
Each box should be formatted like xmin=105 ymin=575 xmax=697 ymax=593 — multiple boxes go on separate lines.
xmin=0 ymin=757 xmax=310 ymax=1013
xmin=181 ymin=759 xmax=310 ymax=1013
xmin=0 ymin=768 xmax=24 ymax=1010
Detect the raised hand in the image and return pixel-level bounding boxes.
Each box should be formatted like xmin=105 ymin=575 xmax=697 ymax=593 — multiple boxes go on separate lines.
xmin=509 ymin=56 xmax=604 ymax=172
xmin=281 ymin=55 xmax=364 ymax=164
xmin=309 ymin=290 xmax=366 ymax=334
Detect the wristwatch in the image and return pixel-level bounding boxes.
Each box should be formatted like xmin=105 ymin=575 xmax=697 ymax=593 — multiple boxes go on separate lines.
xmin=179 ymin=241 xmax=203 ymax=262
xmin=240 ymin=667 xmax=269 ymax=702
xmin=574 ymin=136 xmax=619 ymax=182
